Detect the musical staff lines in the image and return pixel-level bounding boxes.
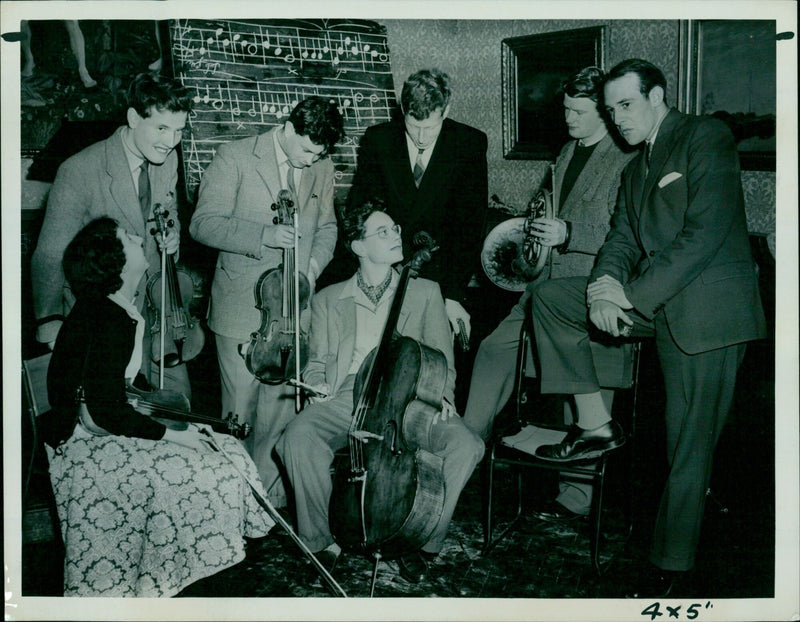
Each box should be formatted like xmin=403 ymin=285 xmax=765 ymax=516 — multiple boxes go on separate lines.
xmin=171 ymin=19 xmax=392 ymax=77
xmin=171 ymin=19 xmax=396 ymax=200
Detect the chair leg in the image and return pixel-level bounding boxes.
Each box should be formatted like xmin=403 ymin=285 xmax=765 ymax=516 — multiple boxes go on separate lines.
xmin=589 ymin=462 xmax=607 ymax=574
xmin=482 ymin=449 xmax=495 ymax=550
xmin=482 ymin=461 xmax=524 ymax=557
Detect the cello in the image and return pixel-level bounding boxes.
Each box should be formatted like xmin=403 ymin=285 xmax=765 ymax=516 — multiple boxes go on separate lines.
xmin=329 ymin=240 xmax=447 ymax=589
xmin=146 ymin=202 xmax=205 ymax=380
xmin=243 ymin=189 xmax=310 ymax=411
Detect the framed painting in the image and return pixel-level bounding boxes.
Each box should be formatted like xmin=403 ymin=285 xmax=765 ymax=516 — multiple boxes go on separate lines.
xmin=678 ymin=19 xmax=776 ymax=171
xmin=501 ymin=26 xmax=604 ymax=160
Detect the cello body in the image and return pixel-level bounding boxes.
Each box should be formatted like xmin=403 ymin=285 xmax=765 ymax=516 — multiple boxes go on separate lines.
xmin=329 ymin=245 xmax=447 ymax=560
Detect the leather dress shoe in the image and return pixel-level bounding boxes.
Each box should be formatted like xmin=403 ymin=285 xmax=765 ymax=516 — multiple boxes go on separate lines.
xmin=535 ymin=421 xmax=625 ymax=462
xmin=397 ymin=551 xmax=430 ymax=584
xmin=626 ymin=566 xmax=685 ymax=599
xmin=531 ymin=499 xmax=586 ymax=523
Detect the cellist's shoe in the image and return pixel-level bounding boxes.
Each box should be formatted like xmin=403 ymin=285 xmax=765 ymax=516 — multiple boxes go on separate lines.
xmin=397 ymin=552 xmax=429 ymax=584
xmin=315 ymin=543 xmax=341 ymax=574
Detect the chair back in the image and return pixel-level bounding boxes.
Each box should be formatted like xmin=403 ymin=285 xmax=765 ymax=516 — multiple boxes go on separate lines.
xmin=22 ymin=352 xmax=52 ymax=504
xmin=23 ymin=352 xmax=52 ymax=419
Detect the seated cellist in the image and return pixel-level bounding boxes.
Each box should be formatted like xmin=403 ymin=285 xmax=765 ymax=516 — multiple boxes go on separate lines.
xmin=276 ymin=198 xmax=484 ymax=583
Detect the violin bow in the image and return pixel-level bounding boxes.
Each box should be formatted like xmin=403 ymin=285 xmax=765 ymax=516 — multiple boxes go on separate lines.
xmin=200 ymin=430 xmax=348 ymax=597
xmin=293 ymin=206 xmax=302 ymax=413
xmin=159 ymin=226 xmax=167 ymax=390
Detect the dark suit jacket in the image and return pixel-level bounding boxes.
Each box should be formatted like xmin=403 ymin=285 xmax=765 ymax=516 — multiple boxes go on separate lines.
xmin=348 ymin=118 xmax=488 ymax=302
xmin=591 ymin=109 xmax=766 ymax=354
xmin=48 ymin=295 xmax=166 ymax=442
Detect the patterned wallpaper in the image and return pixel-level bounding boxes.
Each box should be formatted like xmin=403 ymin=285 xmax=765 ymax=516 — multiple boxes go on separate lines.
xmin=380 ymin=19 xmax=775 ymax=237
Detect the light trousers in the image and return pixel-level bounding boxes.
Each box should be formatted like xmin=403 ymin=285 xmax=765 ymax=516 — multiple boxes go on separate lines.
xmin=276 ymin=376 xmax=485 ymax=553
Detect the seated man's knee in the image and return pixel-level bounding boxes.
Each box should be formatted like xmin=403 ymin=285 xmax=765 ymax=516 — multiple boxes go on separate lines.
xmin=276 ymin=414 xmax=318 ymax=459
xmin=446 ymin=422 xmax=486 ymax=464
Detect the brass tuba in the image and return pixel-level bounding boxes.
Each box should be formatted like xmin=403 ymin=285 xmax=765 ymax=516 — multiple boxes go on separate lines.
xmin=481 ymin=172 xmax=556 ymax=291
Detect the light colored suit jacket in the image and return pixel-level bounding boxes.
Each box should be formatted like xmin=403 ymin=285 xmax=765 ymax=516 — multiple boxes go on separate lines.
xmin=31 ymin=126 xmax=179 ymax=343
xmin=190 ymin=127 xmax=337 ymax=340
xmin=548 ymin=132 xmax=635 ymax=278
xmin=592 ymin=109 xmax=766 ymax=354
xmin=304 ymin=272 xmax=456 ymax=403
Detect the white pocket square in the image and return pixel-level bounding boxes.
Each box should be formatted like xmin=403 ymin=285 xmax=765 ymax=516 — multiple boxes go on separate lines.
xmin=658 ymin=172 xmax=683 ymax=188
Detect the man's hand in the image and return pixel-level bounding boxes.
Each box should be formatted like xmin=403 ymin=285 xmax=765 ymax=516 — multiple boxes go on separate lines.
xmin=305 ymin=383 xmax=331 ymax=405
xmin=528 ymin=217 xmax=567 ymax=247
xmin=439 ymin=398 xmax=457 ymax=422
xmin=156 ymin=227 xmax=180 ymax=255
xmin=589 ymin=299 xmax=633 ymax=337
xmin=262 ymin=224 xmax=297 ymax=249
xmin=586 ymin=274 xmax=633 ymax=309
xmin=445 ymin=298 xmax=471 ymax=341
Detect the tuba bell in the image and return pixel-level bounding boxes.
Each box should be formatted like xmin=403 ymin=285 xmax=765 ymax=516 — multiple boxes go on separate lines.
xmin=481 ymin=186 xmax=555 ymax=291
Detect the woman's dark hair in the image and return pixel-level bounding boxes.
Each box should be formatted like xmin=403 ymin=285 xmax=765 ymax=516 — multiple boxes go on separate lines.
xmin=63 ymin=217 xmax=126 ymax=298
xmin=561 ymin=66 xmax=605 ymax=102
xmin=288 ymin=96 xmax=345 ymax=156
xmin=341 ymin=198 xmax=387 ymax=253
xmin=127 ymin=72 xmax=193 ymax=118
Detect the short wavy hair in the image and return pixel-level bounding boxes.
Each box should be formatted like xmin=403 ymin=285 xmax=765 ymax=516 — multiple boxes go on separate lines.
xmin=63 ymin=217 xmax=126 ymax=298
xmin=288 ymin=96 xmax=346 ymax=156
xmin=562 ymin=66 xmax=605 ymax=102
xmin=340 ymin=198 xmax=387 ymax=253
xmin=127 ymin=72 xmax=193 ymax=118
xmin=401 ymin=69 xmax=451 ymax=120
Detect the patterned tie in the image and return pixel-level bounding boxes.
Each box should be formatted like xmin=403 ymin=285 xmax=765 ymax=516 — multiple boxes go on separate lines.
xmin=412 ymin=148 xmax=425 ymax=187
xmin=138 ymin=162 xmax=151 ymax=222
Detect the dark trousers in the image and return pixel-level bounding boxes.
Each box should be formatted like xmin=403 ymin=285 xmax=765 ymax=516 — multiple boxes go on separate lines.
xmin=532 ymin=277 xmax=745 ymax=571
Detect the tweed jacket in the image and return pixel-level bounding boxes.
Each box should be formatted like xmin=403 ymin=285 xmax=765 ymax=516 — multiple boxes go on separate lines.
xmin=591 ymin=109 xmax=766 ymax=354
xmin=548 ymin=132 xmax=636 ymax=279
xmin=347 ymin=118 xmax=488 ymax=302
xmin=31 ymin=126 xmax=179 ymax=343
xmin=304 ymin=272 xmax=456 ymax=403
xmin=190 ymin=127 xmax=337 ymax=340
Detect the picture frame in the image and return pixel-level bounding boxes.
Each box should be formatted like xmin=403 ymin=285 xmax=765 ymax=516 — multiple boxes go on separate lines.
xmin=678 ymin=19 xmax=776 ymax=171
xmin=501 ymin=26 xmax=604 ymax=160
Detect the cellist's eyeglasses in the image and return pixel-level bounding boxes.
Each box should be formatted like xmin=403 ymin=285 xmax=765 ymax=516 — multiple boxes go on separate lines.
xmin=362 ymin=223 xmax=402 ymax=240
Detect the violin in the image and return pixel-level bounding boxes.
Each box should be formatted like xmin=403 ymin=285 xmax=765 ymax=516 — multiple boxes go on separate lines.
xmin=146 ymin=203 xmax=205 ymax=376
xmin=243 ymin=189 xmax=310 ymax=409
xmin=79 ymin=384 xmax=252 ymax=440
xmin=329 ymin=241 xmax=447 ymax=566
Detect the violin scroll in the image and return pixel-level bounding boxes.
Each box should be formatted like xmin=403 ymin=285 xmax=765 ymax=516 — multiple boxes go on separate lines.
xmin=409 ymin=231 xmax=439 ymax=276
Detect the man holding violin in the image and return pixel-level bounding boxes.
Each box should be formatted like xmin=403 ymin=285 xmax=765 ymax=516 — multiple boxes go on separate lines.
xmin=190 ymin=97 xmax=345 ymax=509
xmin=275 ymin=199 xmax=484 ymax=584
xmin=31 ymin=73 xmax=193 ymax=398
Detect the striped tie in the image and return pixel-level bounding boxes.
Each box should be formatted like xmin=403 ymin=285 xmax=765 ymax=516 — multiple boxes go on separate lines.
xmin=412 ymin=149 xmax=425 ymax=187
xmin=138 ymin=162 xmax=151 ymax=221
xmin=286 ymin=165 xmax=297 ymax=198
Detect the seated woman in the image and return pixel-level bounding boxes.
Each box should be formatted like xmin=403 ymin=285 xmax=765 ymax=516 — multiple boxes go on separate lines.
xmin=45 ymin=217 xmax=273 ymax=597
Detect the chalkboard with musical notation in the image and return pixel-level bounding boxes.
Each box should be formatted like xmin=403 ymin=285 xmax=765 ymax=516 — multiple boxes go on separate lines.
xmin=169 ymin=18 xmax=397 ymax=203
